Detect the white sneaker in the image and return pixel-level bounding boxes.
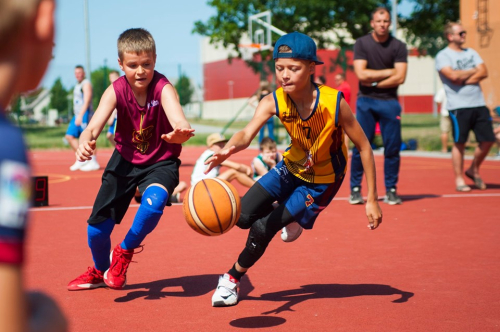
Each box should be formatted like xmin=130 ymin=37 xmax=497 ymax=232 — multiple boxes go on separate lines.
xmin=80 ymin=156 xmax=100 ymax=172
xmin=69 ymin=160 xmax=88 ymax=171
xmin=212 ymin=274 xmax=239 ymax=307
xmin=281 ymin=222 xmax=303 ymax=242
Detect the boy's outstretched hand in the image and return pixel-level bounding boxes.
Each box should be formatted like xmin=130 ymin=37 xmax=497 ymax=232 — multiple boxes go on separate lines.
xmin=366 ymin=201 xmax=382 ymax=230
xmin=76 ymin=140 xmax=96 ymax=161
xmin=204 ymin=145 xmax=236 ymax=174
xmin=161 ymin=128 xmax=195 ymax=144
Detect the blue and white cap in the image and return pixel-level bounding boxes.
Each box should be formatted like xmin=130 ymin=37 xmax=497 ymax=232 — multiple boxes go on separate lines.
xmin=273 ymin=32 xmax=323 ymax=65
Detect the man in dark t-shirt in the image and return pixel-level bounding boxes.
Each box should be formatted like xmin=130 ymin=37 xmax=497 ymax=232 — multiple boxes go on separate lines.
xmin=349 ymin=6 xmax=408 ymax=206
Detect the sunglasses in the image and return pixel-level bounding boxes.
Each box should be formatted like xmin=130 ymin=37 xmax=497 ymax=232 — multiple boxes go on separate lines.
xmin=458 ymin=31 xmax=467 ymax=37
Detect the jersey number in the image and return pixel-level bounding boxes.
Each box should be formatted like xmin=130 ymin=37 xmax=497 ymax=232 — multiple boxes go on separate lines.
xmin=302 ymin=126 xmax=311 ymax=139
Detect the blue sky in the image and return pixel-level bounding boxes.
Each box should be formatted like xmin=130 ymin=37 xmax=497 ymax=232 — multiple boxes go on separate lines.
xmin=43 ymin=0 xmax=413 ymax=90
xmin=43 ymin=0 xmax=215 ymax=90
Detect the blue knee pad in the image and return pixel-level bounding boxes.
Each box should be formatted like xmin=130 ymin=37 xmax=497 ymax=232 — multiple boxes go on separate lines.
xmin=122 ymin=186 xmax=168 ymax=250
xmin=87 ymin=218 xmax=115 ymax=272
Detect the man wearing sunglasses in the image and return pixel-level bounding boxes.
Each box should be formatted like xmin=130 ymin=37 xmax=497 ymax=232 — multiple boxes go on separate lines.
xmin=436 ymin=22 xmax=495 ymax=192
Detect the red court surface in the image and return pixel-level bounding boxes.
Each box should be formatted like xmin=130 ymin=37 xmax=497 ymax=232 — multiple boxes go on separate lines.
xmin=25 ymin=147 xmax=500 ymax=331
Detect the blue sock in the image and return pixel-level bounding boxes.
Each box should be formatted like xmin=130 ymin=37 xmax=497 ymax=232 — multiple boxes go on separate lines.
xmin=122 ymin=186 xmax=168 ymax=250
xmin=87 ymin=218 xmax=115 ymax=272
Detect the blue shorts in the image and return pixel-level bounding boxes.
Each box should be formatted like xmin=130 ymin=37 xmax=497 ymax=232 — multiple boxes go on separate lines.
xmin=258 ymin=160 xmax=344 ymax=229
xmin=107 ymin=118 xmax=116 ymax=135
xmin=66 ymin=113 xmax=89 ymax=138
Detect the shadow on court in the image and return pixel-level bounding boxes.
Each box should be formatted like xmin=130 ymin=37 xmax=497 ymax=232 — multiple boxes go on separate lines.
xmin=114 ymin=274 xmax=219 ymax=302
xmin=246 ymin=283 xmax=414 ymax=315
xmin=482 ymin=183 xmax=500 ymax=189
xmin=399 ymin=194 xmax=440 ymax=202
xmin=229 ymin=316 xmax=287 ymax=329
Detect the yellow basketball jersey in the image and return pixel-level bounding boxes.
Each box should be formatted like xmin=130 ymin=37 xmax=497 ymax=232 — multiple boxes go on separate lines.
xmin=274 ymin=84 xmax=348 ymax=184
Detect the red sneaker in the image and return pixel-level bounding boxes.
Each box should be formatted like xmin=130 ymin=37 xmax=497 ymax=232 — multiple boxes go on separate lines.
xmin=104 ymin=244 xmax=142 ymax=289
xmin=67 ymin=267 xmax=105 ymax=291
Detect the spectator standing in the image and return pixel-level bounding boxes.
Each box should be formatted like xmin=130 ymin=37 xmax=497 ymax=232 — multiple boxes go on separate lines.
xmin=249 ymin=81 xmax=274 ymax=144
xmin=66 ymin=65 xmax=100 ymax=171
xmin=334 ymin=73 xmax=351 ymax=104
xmin=434 ymin=87 xmax=451 ymax=153
xmin=435 ymin=22 xmax=495 ymax=191
xmin=335 ymin=73 xmax=352 ymax=150
xmin=349 ymin=7 xmax=408 ymax=205
xmin=106 ymin=70 xmax=120 ymax=147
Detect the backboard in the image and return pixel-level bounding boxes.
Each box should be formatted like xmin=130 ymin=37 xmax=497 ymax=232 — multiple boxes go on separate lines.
xmin=239 ymin=10 xmax=286 ymax=61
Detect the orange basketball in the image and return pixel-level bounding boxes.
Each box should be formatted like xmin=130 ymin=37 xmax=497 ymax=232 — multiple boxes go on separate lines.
xmin=182 ymin=178 xmax=241 ymax=236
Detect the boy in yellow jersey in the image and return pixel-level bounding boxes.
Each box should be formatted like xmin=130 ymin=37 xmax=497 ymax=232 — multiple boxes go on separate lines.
xmin=205 ymin=32 xmax=382 ymax=307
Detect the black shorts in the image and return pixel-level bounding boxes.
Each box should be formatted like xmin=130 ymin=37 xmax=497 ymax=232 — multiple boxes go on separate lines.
xmin=88 ymin=149 xmax=180 ymax=225
xmin=449 ymin=106 xmax=496 ymax=144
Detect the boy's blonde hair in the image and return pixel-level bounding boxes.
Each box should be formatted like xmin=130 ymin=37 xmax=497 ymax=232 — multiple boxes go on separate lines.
xmin=260 ymin=137 xmax=277 ymax=151
xmin=117 ymin=28 xmax=156 ymax=61
xmin=0 ymin=0 xmax=40 ymax=52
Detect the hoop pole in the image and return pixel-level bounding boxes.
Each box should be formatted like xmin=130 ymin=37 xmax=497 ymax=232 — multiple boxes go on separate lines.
xmin=248 ymin=10 xmax=287 ymax=48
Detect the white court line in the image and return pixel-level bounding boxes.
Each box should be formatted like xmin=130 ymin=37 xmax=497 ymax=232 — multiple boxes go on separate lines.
xmin=29 ymin=193 xmax=500 ymax=212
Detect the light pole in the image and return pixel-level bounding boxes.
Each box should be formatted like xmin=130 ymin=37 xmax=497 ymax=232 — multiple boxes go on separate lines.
xmin=84 ymin=0 xmax=91 ymax=75
xmin=392 ymin=0 xmax=398 ymax=37
xmin=228 ymin=80 xmax=234 ymax=99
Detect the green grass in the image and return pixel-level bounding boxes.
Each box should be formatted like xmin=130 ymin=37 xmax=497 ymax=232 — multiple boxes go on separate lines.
xmin=400 ymin=114 xmax=443 ymax=152
xmin=21 ymin=125 xmax=112 ymax=149
xmin=20 ymin=124 xmax=214 ymax=149
xmin=19 ymin=114 xmax=497 ymax=154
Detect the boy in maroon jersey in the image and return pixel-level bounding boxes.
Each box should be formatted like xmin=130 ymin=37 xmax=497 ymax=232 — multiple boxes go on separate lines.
xmin=68 ymin=28 xmax=194 ymax=291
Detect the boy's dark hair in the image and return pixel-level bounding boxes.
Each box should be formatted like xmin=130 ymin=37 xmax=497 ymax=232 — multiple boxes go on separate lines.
xmin=75 ymin=65 xmax=84 ymax=70
xmin=371 ymin=7 xmax=390 ymax=20
xmin=117 ymin=28 xmax=156 ymax=61
xmin=260 ymin=137 xmax=277 ymax=151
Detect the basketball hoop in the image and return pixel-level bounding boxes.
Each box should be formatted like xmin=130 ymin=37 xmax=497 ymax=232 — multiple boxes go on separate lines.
xmin=238 ymin=43 xmax=262 ymax=61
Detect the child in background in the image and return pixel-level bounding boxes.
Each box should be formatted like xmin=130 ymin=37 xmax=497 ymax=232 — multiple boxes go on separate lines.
xmin=106 ymin=70 xmax=120 ymax=147
xmin=251 ymin=137 xmax=282 ymax=181
xmin=191 ymin=133 xmax=254 ymax=188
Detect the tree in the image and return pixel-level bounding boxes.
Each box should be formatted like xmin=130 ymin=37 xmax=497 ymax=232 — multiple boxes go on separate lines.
xmin=88 ymin=66 xmax=120 ymax=111
xmin=8 ymin=95 xmax=22 ymax=125
xmin=193 ymin=0 xmax=459 ymax=60
xmin=175 ymin=73 xmax=194 ymax=106
xmin=90 ymin=66 xmax=107 ymax=111
xmin=49 ymin=77 xmax=68 ymax=113
xmin=192 ymin=0 xmax=391 ymax=77
xmin=400 ymin=0 xmax=459 ymax=56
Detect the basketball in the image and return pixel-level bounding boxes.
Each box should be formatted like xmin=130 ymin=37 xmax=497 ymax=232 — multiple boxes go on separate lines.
xmin=182 ymin=178 xmax=241 ymax=236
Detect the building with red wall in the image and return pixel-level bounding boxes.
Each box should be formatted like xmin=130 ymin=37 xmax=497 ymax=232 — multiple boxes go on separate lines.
xmin=200 ymin=37 xmax=438 ymax=120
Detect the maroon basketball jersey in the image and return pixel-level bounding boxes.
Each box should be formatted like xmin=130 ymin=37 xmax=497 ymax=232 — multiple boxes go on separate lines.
xmin=113 ymin=71 xmax=181 ymax=165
